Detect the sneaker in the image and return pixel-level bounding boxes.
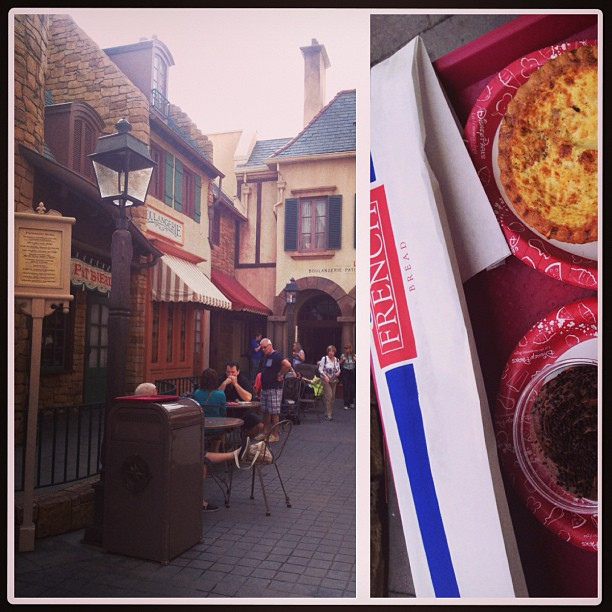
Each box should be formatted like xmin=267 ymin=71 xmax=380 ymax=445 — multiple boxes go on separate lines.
xmin=325 ymin=415 xmax=333 ymax=421
xmin=267 ymin=434 xmax=280 ymax=443
xmin=343 ymin=406 xmax=349 ymax=410
xmin=234 ymin=439 xmax=258 ymax=469
xmin=202 ymin=503 xmax=220 ymax=513
xmin=240 ymin=437 xmax=252 ymax=461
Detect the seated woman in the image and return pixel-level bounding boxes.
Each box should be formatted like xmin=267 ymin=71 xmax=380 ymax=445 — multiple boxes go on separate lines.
xmin=194 ymin=368 xmax=227 ymax=452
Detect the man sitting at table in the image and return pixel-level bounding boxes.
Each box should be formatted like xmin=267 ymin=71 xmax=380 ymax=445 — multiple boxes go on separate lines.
xmin=217 ymin=360 xmax=253 ymax=402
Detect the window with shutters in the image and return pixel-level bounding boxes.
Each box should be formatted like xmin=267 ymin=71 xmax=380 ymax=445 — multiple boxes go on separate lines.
xmin=182 ymin=168 xmax=195 ymax=218
xmin=284 ymin=195 xmax=342 ymax=252
xmin=150 ymin=145 xmax=165 ymax=200
xmin=161 ymin=151 xmax=202 ymax=222
xmin=73 ymin=118 xmax=96 ymax=182
xmin=44 ymin=101 xmax=104 ymax=184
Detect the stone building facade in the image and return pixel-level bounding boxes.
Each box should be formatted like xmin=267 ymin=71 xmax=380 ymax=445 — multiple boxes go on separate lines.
xmin=12 ymin=14 xmax=233 ymax=417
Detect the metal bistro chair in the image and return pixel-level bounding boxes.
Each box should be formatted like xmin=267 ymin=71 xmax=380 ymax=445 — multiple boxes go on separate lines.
xmin=203 ymin=408 xmax=242 ymax=508
xmin=249 ymin=419 xmax=293 ymax=516
xmin=280 ymin=375 xmax=302 ymax=424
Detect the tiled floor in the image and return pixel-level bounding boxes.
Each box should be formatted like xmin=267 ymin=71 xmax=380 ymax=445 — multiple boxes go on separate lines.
xmin=11 ymin=400 xmax=356 ymax=601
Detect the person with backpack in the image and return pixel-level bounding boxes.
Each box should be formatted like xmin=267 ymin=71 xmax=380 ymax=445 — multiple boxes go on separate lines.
xmin=318 ymin=345 xmax=341 ymax=421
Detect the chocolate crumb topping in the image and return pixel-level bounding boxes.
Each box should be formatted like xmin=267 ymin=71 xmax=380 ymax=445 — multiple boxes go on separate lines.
xmin=532 ymin=364 xmax=598 ymax=499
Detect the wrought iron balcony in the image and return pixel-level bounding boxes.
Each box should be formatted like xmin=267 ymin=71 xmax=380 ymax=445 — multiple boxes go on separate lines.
xmin=151 ymin=88 xmax=170 ymax=119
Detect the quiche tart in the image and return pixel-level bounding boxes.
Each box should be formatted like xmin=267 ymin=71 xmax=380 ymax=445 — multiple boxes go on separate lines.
xmin=497 ymin=44 xmax=598 ymax=244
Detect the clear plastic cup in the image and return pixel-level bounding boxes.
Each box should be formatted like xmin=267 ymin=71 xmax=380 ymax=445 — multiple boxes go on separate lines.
xmin=513 ymin=358 xmax=598 ymax=514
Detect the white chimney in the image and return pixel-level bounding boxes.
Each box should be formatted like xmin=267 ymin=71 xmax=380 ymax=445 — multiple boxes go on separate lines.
xmin=300 ymin=38 xmax=330 ymax=127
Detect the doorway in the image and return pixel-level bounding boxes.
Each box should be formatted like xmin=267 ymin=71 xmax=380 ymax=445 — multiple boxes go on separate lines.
xmin=83 ymin=293 xmax=109 ymax=404
xmin=297 ymin=293 xmax=342 ymax=365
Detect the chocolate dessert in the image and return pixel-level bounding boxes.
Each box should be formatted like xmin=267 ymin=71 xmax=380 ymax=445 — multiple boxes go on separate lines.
xmin=531 ymin=364 xmax=598 ymax=500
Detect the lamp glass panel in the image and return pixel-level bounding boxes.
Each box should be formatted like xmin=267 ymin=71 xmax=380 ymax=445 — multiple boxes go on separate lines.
xmin=92 ymin=162 xmax=122 ymax=200
xmin=126 ymin=166 xmax=154 ymax=203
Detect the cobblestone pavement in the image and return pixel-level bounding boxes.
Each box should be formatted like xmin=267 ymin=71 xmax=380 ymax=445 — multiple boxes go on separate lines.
xmin=10 ymin=400 xmax=356 ymax=602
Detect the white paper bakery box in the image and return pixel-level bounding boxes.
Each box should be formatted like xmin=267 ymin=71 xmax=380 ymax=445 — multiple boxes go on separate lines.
xmin=370 ymin=37 xmax=525 ymax=598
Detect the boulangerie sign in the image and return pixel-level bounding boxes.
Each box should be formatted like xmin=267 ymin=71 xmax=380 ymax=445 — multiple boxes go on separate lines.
xmin=370 ymin=37 xmax=525 ymax=598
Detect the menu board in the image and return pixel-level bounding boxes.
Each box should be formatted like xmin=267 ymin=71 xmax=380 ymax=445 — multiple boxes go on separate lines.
xmin=14 ymin=211 xmax=75 ymax=301
xmin=16 ymin=227 xmax=63 ymax=288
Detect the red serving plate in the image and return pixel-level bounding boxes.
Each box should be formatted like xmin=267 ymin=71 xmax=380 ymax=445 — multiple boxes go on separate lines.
xmin=463 ymin=39 xmax=598 ymax=290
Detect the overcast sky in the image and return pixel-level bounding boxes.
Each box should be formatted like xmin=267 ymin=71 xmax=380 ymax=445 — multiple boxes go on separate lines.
xmin=65 ymin=8 xmax=369 ymax=140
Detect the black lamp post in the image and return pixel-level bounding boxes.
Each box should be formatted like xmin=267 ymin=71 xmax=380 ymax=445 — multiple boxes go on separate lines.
xmin=83 ymin=118 xmax=155 ymax=545
xmin=284 ymin=277 xmax=299 ymax=361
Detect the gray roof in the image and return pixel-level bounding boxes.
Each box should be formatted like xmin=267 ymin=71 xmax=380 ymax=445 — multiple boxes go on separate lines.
xmin=238 ymin=138 xmax=291 ymax=169
xmin=271 ymin=89 xmax=356 ymax=159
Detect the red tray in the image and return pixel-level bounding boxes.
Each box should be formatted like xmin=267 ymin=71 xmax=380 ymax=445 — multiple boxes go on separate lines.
xmin=433 ymin=13 xmax=599 ymax=598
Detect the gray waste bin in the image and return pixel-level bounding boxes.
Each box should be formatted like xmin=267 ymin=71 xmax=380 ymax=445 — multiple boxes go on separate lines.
xmin=103 ymin=395 xmax=203 ymax=563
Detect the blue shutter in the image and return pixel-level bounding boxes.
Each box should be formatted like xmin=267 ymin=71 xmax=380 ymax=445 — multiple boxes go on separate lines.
xmin=284 ymin=198 xmax=298 ymax=251
xmin=164 ymin=154 xmax=174 ymax=206
xmin=194 ymin=174 xmax=201 ymax=222
xmin=328 ymin=195 xmax=342 ymax=250
xmin=174 ymin=158 xmax=183 ymax=212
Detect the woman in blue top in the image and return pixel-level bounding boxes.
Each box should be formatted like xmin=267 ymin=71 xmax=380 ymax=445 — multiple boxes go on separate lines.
xmin=194 ymin=368 xmax=227 ymax=452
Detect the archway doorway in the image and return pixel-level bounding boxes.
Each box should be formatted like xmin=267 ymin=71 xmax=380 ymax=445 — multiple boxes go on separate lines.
xmin=297 ymin=293 xmax=342 ymax=365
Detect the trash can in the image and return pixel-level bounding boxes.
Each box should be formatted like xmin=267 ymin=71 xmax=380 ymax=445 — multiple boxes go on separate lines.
xmin=103 ymin=395 xmax=203 ymax=563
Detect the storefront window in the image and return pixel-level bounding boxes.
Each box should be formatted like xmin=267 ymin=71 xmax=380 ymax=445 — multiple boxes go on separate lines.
xmin=166 ymin=303 xmax=174 ymax=362
xmin=40 ymin=305 xmax=73 ymax=373
xmin=180 ymin=303 xmax=187 ymax=362
xmin=152 ymin=302 xmax=159 ymax=363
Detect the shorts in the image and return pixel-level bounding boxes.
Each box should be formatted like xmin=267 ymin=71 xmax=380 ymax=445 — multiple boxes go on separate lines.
xmin=260 ymin=388 xmax=282 ymax=414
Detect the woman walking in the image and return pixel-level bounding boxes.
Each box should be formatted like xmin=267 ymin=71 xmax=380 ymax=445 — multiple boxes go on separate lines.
xmin=339 ymin=343 xmax=356 ymax=410
xmin=318 ymin=344 xmax=341 ymax=421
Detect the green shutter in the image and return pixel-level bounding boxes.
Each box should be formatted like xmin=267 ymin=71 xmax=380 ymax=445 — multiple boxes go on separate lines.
xmin=194 ymin=175 xmax=201 ymax=222
xmin=174 ymin=158 xmax=183 ymax=212
xmin=328 ymin=195 xmax=342 ymax=249
xmin=164 ymin=154 xmax=174 ymax=206
xmin=284 ymin=198 xmax=298 ymax=251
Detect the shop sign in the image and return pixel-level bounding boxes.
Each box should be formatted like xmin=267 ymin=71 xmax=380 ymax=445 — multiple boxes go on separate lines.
xmin=71 ymin=258 xmax=112 ymax=294
xmin=146 ymin=206 xmax=184 ymax=244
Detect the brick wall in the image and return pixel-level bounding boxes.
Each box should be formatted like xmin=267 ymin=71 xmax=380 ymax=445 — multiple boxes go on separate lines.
xmin=212 ymin=207 xmax=237 ymax=276
xmin=13 ymin=13 xmax=48 ymax=213
xmin=46 ymin=15 xmax=150 ymax=181
xmin=13 ymin=14 xmax=156 ymax=410
xmin=168 ymin=104 xmax=214 ymax=160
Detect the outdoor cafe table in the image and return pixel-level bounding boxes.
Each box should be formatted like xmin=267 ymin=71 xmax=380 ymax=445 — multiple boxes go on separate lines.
xmin=203 ymin=416 xmax=243 ymax=507
xmin=225 ymin=401 xmax=261 ymax=419
xmin=431 ymin=13 xmax=598 ymax=598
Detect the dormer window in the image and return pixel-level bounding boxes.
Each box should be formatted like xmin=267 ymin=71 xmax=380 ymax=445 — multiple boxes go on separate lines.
xmin=44 ymin=101 xmax=105 ymax=183
xmin=153 ymin=52 xmax=168 ymax=99
xmin=152 ymin=52 xmax=170 ymax=116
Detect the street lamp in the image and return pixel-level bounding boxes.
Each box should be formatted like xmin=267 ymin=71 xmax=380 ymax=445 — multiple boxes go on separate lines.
xmin=83 ymin=118 xmax=155 ymax=545
xmin=284 ymin=277 xmax=299 ymax=361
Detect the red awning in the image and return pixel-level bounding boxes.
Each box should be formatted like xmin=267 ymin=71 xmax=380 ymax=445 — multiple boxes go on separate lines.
xmin=211 ymin=269 xmax=271 ymax=316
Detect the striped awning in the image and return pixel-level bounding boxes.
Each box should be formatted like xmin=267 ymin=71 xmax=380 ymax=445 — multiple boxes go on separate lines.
xmin=151 ymin=255 xmax=232 ymax=309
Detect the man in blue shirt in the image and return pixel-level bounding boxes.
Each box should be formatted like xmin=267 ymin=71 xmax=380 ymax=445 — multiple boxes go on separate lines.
xmin=249 ymin=332 xmax=263 ymax=384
